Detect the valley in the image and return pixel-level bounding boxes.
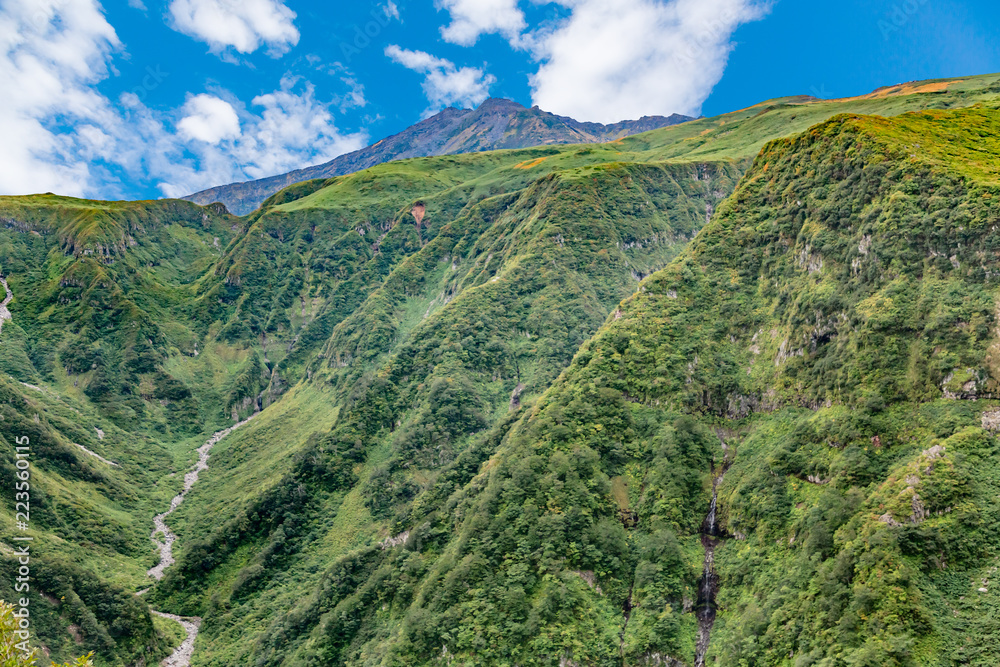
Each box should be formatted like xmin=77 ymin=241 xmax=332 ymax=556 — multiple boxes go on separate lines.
xmin=148 ymin=416 xmax=259 ymax=582
xmin=1 ymin=73 xmax=1000 ymax=666
xmin=145 ymin=417 xmax=261 ymax=667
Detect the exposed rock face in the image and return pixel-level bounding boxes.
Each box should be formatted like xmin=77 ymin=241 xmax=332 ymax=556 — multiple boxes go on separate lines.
xmin=411 ymin=203 xmax=426 ymax=226
xmin=509 ymin=382 xmax=526 ymax=409
xmin=0 ymin=277 xmax=12 ymax=335
xmin=182 ymin=98 xmax=695 ymax=215
xmin=982 ymin=408 xmax=1000 ymax=431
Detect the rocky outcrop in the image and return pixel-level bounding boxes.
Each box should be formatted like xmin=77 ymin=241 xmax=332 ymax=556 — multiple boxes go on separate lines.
xmin=0 ymin=277 xmax=11 ymax=335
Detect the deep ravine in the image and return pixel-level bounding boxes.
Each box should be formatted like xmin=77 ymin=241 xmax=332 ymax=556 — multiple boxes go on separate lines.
xmin=694 ymin=435 xmax=733 ymax=667
xmin=144 ymin=414 xmax=258 ymax=666
xmin=148 ymin=415 xmax=257 ymax=579
xmin=3 ymin=271 xmax=216 ymax=667
xmin=151 ymin=611 xmax=201 ymax=667
xmin=618 ymin=583 xmax=634 ymax=659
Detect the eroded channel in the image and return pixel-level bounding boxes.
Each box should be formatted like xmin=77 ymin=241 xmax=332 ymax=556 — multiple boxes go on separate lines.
xmin=146 ymin=414 xmax=258 ymax=666
xmin=694 ymin=434 xmax=734 ymax=667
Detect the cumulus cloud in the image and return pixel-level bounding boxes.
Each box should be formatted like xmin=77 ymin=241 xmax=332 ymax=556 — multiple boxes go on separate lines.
xmin=177 ymin=95 xmax=241 ymax=143
xmin=0 ymin=0 xmax=121 ymax=196
xmin=433 ymin=0 xmax=769 ymax=122
xmin=168 ymin=0 xmax=299 ymax=56
xmin=0 ymin=0 xmax=366 ymax=200
xmin=385 ymin=45 xmax=495 ymax=114
xmin=155 ymin=79 xmax=369 ymax=197
xmin=525 ymin=0 xmax=769 ymax=122
xmin=112 ymin=79 xmax=369 ymax=198
xmin=436 ymin=0 xmax=525 ymax=46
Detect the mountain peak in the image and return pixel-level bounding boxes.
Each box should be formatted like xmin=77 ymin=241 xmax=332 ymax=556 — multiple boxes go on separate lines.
xmin=475 ymin=97 xmax=527 ymax=112
xmin=183 ymin=101 xmax=694 ymax=214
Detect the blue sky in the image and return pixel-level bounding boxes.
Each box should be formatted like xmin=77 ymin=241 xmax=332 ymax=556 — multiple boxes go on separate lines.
xmin=1 ymin=0 xmax=998 ymax=202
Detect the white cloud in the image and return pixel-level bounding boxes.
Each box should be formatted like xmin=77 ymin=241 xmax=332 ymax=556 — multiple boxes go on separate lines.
xmin=168 ymin=0 xmax=299 ymax=56
xmin=0 ymin=0 xmax=121 ymax=196
xmin=0 ymin=0 xmax=367 ymax=201
xmin=436 ymin=0 xmax=525 ymax=46
xmin=524 ymin=0 xmax=768 ymax=122
xmin=155 ymin=78 xmax=368 ymax=197
xmin=431 ymin=0 xmax=769 ymax=122
xmin=385 ymin=45 xmax=495 ymax=114
xmin=335 ymin=77 xmax=367 ymax=113
xmin=178 ymin=94 xmax=241 ymax=143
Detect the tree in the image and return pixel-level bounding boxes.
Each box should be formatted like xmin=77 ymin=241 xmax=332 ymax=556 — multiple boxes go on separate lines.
xmin=0 ymin=601 xmax=92 ymax=667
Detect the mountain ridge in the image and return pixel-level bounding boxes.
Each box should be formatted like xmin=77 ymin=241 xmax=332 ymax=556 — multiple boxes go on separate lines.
xmin=181 ymin=97 xmax=695 ymax=215
xmin=1 ymin=72 xmax=1000 ymax=665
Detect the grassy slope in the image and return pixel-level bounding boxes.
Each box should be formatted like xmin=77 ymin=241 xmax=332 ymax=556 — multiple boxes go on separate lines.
xmin=151 ymin=159 xmax=741 ymax=664
xmin=148 ymin=79 xmax=1000 ymax=665
xmin=325 ymin=106 xmax=1000 ymax=666
xmin=0 ymin=74 xmax=998 ymax=665
xmin=0 ymin=198 xmax=244 ymax=665
xmin=0 ymin=374 xmax=175 ymax=665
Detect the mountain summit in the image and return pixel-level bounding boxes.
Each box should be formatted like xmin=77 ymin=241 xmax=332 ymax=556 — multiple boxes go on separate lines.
xmin=181 ymin=98 xmax=695 ymax=215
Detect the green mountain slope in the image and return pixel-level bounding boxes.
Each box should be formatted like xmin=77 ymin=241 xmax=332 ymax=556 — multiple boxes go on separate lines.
xmin=185 ymin=105 xmax=1000 ymax=667
xmin=0 ymin=73 xmax=999 ymax=666
xmin=154 ymin=159 xmax=738 ymax=658
xmin=433 ymin=105 xmax=1000 ymax=666
xmin=149 ymin=78 xmax=1000 ymax=665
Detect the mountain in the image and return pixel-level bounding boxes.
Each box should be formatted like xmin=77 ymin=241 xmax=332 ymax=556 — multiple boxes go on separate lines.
xmin=1 ymin=73 xmax=1000 ymax=666
xmin=181 ymin=97 xmax=695 ymax=215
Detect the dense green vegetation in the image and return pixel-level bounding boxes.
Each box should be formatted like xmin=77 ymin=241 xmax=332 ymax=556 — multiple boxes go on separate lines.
xmin=0 ymin=600 xmax=93 ymax=666
xmin=1 ymin=74 xmax=1000 ymax=665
